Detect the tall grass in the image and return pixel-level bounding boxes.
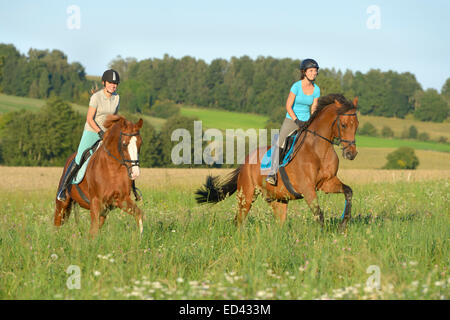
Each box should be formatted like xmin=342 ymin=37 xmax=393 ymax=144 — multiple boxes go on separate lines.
xmin=0 ymin=177 xmax=448 ymax=300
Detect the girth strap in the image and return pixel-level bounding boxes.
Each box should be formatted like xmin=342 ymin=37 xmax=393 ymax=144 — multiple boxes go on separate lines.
xmin=75 ymin=184 xmax=90 ymax=205
xmin=279 ymin=167 xmax=303 ymax=199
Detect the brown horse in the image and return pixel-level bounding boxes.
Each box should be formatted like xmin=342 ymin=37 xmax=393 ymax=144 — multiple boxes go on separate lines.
xmin=54 ymin=115 xmax=144 ymax=237
xmin=196 ymin=94 xmax=359 ymax=229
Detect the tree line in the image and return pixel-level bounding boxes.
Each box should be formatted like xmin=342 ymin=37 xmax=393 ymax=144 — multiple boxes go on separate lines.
xmin=0 ymin=44 xmax=94 ymax=105
xmin=1 ymin=43 xmax=448 ymax=122
xmin=110 ymin=54 xmax=450 ymax=123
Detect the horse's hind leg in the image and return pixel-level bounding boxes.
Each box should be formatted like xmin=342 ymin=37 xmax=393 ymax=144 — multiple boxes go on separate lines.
xmin=54 ymin=199 xmax=72 ymax=227
xmin=269 ymin=200 xmax=288 ymax=225
xmin=234 ymin=180 xmax=256 ymax=227
xmin=235 ymin=163 xmax=262 ymax=226
xmin=319 ymin=177 xmax=353 ymax=229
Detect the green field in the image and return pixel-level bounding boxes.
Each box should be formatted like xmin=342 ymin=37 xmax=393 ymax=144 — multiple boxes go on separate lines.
xmin=0 ymin=168 xmax=448 ymax=300
xmin=0 ymin=94 xmax=46 ymax=113
xmin=358 ymin=114 xmax=450 ymax=141
xmin=180 ymin=106 xmax=269 ymax=130
xmin=0 ymin=93 xmax=87 ymax=115
xmin=356 ymin=136 xmax=450 ymax=153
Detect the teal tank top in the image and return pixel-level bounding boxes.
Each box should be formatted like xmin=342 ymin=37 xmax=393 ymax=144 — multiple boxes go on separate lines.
xmin=285 ymin=80 xmax=320 ymax=121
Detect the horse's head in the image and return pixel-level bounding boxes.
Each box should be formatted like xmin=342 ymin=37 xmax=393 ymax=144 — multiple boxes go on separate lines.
xmin=104 ymin=115 xmax=144 ymax=180
xmin=333 ymin=97 xmax=359 ymax=160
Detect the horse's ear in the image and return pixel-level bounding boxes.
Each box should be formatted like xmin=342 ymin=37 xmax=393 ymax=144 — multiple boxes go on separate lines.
xmin=104 ymin=114 xmax=122 ymax=129
xmin=352 ymin=96 xmax=359 ymax=107
xmin=334 ymin=99 xmax=343 ymax=107
xmin=136 ymin=118 xmax=143 ymax=130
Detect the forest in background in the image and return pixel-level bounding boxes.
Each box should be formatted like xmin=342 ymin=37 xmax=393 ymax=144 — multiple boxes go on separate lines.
xmin=0 ymin=43 xmax=449 ymax=167
xmin=1 ymin=43 xmax=449 ymax=122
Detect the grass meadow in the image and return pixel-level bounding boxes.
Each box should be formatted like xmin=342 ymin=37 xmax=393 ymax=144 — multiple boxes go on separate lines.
xmin=180 ymin=106 xmax=269 ymax=130
xmin=0 ymin=167 xmax=448 ymax=300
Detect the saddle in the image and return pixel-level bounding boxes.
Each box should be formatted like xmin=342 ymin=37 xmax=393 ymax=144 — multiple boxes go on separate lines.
xmin=72 ymin=140 xmax=102 ymax=185
xmin=260 ymin=131 xmax=300 ymax=171
xmin=261 ymin=127 xmax=307 ymax=199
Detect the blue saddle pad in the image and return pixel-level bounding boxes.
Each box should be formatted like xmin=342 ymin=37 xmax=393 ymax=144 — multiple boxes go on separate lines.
xmin=260 ymin=133 xmax=298 ymax=171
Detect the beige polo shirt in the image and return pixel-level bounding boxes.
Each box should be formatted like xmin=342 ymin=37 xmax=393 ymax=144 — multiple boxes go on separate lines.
xmin=84 ymin=89 xmax=120 ymax=132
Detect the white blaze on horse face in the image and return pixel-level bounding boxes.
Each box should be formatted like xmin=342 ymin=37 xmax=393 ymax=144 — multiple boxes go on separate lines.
xmin=128 ymin=136 xmax=140 ymax=180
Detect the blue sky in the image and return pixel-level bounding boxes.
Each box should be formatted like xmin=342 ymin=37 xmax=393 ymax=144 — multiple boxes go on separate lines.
xmin=0 ymin=0 xmax=449 ymax=91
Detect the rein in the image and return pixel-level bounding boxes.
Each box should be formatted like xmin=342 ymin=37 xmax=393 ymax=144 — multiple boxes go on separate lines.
xmin=291 ymin=112 xmax=357 ymax=158
xmin=102 ymin=131 xmax=141 ymax=179
xmin=305 ymin=113 xmax=357 ymax=150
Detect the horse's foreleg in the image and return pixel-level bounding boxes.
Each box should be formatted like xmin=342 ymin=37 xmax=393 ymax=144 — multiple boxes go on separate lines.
xmin=54 ymin=198 xmax=72 ymax=227
xmin=119 ymin=198 xmax=143 ymax=235
xmin=132 ymin=204 xmax=144 ymax=235
xmin=319 ymin=177 xmax=353 ymax=229
xmin=341 ymin=184 xmax=353 ymax=229
xmin=89 ymin=197 xmax=102 ymax=238
xmin=303 ymin=189 xmax=324 ymax=226
xmin=269 ymin=200 xmax=288 ymax=225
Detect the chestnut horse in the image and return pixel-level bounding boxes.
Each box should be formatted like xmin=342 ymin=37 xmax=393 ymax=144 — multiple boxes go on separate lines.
xmin=196 ymin=94 xmax=359 ymax=229
xmin=54 ymin=115 xmax=144 ymax=237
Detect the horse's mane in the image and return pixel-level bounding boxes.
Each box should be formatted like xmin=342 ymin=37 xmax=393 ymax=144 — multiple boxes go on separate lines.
xmin=305 ymin=94 xmax=356 ymax=126
xmin=104 ymin=114 xmax=125 ymax=130
xmin=103 ymin=115 xmax=127 ymax=141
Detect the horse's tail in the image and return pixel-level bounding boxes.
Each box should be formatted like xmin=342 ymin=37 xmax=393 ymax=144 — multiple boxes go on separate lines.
xmin=195 ymin=166 xmax=242 ymax=204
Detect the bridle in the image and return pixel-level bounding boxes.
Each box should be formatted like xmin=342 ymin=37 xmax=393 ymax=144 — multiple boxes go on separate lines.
xmin=102 ymin=131 xmax=141 ymax=179
xmin=305 ymin=112 xmax=358 ymax=151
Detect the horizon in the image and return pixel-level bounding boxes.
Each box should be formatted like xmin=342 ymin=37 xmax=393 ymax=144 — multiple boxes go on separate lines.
xmin=0 ymin=0 xmax=449 ymax=92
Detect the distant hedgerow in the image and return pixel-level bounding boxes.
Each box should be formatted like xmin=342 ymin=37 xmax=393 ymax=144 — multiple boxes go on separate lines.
xmin=382 ymin=147 xmax=419 ymax=170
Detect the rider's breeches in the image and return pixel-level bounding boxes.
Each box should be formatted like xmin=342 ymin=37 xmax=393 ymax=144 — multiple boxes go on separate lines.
xmin=268 ymin=118 xmax=298 ymax=175
xmin=75 ymin=130 xmax=101 ymax=165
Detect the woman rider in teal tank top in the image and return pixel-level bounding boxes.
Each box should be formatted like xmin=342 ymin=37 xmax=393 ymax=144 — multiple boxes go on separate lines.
xmin=266 ymin=59 xmax=321 ymax=185
xmin=57 ymin=69 xmax=121 ymax=201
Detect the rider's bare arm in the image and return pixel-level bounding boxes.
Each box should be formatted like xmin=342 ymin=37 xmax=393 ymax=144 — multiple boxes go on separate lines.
xmin=285 ymin=92 xmax=297 ymax=120
xmin=86 ymin=106 xmax=102 ymax=133
xmin=310 ymin=98 xmax=319 ymax=115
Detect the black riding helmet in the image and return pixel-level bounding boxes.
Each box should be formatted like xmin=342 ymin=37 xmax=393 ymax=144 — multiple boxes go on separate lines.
xmin=300 ymin=59 xmax=319 ymax=71
xmin=102 ymin=69 xmax=120 ymax=84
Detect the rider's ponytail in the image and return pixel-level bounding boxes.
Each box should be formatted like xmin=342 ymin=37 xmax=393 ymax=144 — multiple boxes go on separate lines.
xmin=90 ymin=82 xmax=100 ymax=95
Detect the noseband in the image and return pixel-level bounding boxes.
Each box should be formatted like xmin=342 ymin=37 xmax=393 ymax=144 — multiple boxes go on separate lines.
xmin=102 ymin=131 xmax=141 ymax=179
xmin=305 ymin=113 xmax=357 ymax=150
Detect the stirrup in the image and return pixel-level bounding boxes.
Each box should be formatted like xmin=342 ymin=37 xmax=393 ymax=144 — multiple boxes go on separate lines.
xmin=266 ymin=174 xmax=277 ymax=186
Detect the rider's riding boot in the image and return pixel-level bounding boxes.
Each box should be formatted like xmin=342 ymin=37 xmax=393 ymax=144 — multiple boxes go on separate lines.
xmin=266 ymin=146 xmax=280 ymax=186
xmin=57 ymin=161 xmax=80 ymax=201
